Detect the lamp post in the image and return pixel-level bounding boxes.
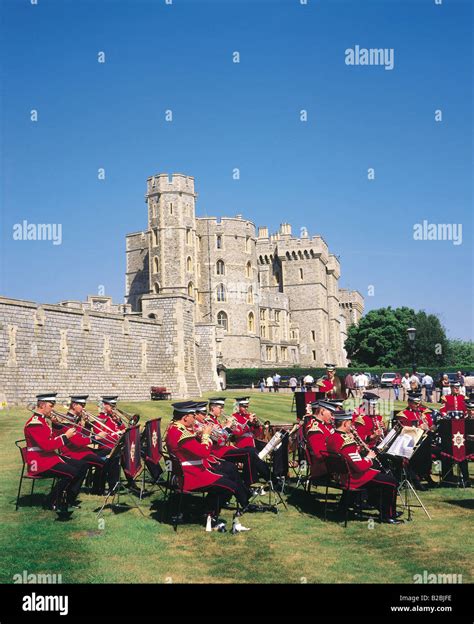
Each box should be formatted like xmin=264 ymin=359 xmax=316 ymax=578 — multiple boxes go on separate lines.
xmin=407 ymin=327 xmax=417 ymax=373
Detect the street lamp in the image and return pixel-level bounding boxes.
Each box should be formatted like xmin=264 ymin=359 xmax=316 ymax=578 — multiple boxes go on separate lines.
xmin=407 ymin=327 xmax=416 ymax=372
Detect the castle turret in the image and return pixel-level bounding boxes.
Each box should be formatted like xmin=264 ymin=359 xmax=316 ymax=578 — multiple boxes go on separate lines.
xmin=147 ymin=173 xmax=197 ymax=298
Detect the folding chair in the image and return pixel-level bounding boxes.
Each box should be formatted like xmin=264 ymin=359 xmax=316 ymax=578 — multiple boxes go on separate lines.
xmin=15 ymin=439 xmax=55 ymax=510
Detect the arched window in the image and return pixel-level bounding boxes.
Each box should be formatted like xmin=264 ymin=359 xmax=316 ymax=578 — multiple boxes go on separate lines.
xmin=187 ymin=282 xmax=194 ymax=298
xmin=186 ymin=228 xmax=191 ymax=245
xmin=246 ymin=261 xmax=252 ymax=278
xmin=187 ymin=256 xmax=192 ymax=272
xmin=248 ymin=312 xmax=255 ymax=333
xmin=247 ymin=286 xmax=253 ymax=304
xmin=217 ymin=310 xmax=228 ymax=331
xmin=216 ymin=260 xmax=225 ymax=275
xmin=216 ymin=283 xmax=226 ymax=302
xmin=153 ymin=282 xmax=160 ymax=294
xmin=153 ymin=256 xmax=159 ymax=273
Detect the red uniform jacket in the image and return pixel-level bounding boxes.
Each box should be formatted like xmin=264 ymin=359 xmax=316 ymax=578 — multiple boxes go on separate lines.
xmin=440 ymin=394 xmax=467 ymax=415
xmin=326 ymin=430 xmax=378 ymax=488
xmin=317 ymin=378 xmax=334 ymax=395
xmin=91 ymin=413 xmax=122 ymax=450
xmin=416 ymin=408 xmax=434 ymax=428
xmin=230 ymin=411 xmax=255 ymax=449
xmin=201 ymin=415 xmax=239 ymax=460
xmin=24 ymin=413 xmax=69 ymax=475
xmin=306 ymin=419 xmax=334 ymax=478
xmin=396 ymin=408 xmax=421 ymax=427
xmin=165 ymin=422 xmax=221 ymax=491
xmin=352 ymin=412 xmax=385 ymax=447
xmin=52 ymin=418 xmax=94 ymax=460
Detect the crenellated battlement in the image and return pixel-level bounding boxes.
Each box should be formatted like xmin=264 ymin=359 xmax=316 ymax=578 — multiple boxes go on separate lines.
xmin=146 ymin=172 xmax=196 ymax=196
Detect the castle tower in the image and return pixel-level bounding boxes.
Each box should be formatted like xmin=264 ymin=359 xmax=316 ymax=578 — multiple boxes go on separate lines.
xmin=277 ymin=232 xmax=331 ymax=367
xmin=146 ymin=173 xmax=197 ymax=298
xmin=195 ymin=216 xmax=261 ymax=367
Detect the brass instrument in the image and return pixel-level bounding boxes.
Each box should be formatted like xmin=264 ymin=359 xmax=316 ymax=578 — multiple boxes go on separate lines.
xmin=112 ymin=406 xmax=140 ymax=427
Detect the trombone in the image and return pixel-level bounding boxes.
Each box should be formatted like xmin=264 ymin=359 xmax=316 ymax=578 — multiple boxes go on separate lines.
xmin=111 ymin=406 xmax=140 ymax=427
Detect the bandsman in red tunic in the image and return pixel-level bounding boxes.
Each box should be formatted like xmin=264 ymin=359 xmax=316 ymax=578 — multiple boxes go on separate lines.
xmin=305 ymin=400 xmax=337 ymax=478
xmin=165 ymin=402 xmax=250 ymax=528
xmin=24 ymin=392 xmax=88 ymax=515
xmin=439 ymin=381 xmax=467 ymax=416
xmin=91 ymin=396 xmax=125 ymax=493
xmin=229 ymin=397 xmax=270 ymax=481
xmin=352 ymin=392 xmax=386 ymax=449
xmin=316 ymin=364 xmax=346 ymax=399
xmin=326 ymin=410 xmax=402 ymax=523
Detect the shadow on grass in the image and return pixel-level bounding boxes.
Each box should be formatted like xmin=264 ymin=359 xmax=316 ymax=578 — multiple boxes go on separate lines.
xmin=149 ymin=493 xmax=207 ymax=528
xmin=15 ymin=492 xmax=48 ymax=509
xmin=444 ymin=498 xmax=474 ymax=510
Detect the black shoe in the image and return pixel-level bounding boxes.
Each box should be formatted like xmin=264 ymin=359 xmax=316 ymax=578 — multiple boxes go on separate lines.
xmin=382 ymin=518 xmax=404 ymax=524
xmin=395 ymin=511 xmax=404 ymax=518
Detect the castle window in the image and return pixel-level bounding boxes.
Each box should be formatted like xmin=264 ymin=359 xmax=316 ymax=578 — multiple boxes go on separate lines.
xmin=266 ymin=346 xmax=273 ymax=361
xmin=274 ymin=271 xmax=280 ymax=286
xmin=153 ymin=229 xmax=158 ymax=246
xmin=186 ymin=228 xmax=192 ymax=245
xmin=197 ymin=236 xmax=201 ymax=251
xmin=261 ymin=325 xmax=266 ymax=338
xmin=248 ymin=312 xmax=255 ymax=333
xmin=247 ymin=286 xmax=253 ymax=304
xmin=187 ymin=256 xmax=192 ymax=272
xmin=246 ymin=261 xmax=252 ymax=278
xmin=187 ymin=282 xmax=194 ymax=298
xmin=312 ymin=350 xmax=316 ymax=361
xmin=197 ymin=291 xmax=204 ymax=305
xmin=170 ymin=203 xmax=173 ymax=215
xmin=275 ymin=310 xmax=280 ymax=323
xmin=245 ymin=236 xmax=251 ymax=252
xmin=216 ymin=283 xmax=226 ymax=302
xmin=216 ymin=259 xmax=225 ymax=275
xmin=153 ymin=256 xmax=159 ymax=274
xmin=216 ymin=235 xmax=222 ymax=249
xmin=281 ymin=347 xmax=287 ymax=360
xmin=217 ymin=310 xmax=228 ymax=331
xmin=153 ymin=282 xmax=160 ymax=294
xmin=260 ymin=309 xmax=266 ymax=321
xmin=311 ymin=330 xmax=316 ymax=342
xmin=300 ymin=268 xmax=304 ymax=280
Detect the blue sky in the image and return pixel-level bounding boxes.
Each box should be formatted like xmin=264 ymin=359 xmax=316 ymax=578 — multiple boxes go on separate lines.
xmin=1 ymin=0 xmax=472 ymax=339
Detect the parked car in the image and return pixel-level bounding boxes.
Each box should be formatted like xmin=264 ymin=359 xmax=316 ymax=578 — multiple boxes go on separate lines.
xmin=363 ymin=372 xmax=379 ymax=388
xmin=380 ymin=372 xmax=397 ymax=388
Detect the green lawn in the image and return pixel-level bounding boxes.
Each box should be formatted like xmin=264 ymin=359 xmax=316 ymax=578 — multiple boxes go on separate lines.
xmin=1 ymin=391 xmax=472 ymax=584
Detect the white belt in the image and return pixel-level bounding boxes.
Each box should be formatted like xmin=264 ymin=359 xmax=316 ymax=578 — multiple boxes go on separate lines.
xmin=241 ymin=433 xmax=254 ymax=439
xmin=182 ymin=460 xmax=203 ymax=466
xmin=27 ymin=447 xmax=41 ymax=452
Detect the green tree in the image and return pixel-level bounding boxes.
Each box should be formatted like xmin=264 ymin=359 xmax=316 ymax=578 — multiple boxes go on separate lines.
xmin=345 ymin=307 xmax=449 ymax=368
xmin=445 ymin=340 xmax=474 ymax=368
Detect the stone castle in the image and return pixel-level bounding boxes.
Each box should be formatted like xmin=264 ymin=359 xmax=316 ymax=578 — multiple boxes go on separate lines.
xmin=126 ymin=173 xmax=363 ymax=374
xmin=0 ymin=172 xmax=363 ymax=404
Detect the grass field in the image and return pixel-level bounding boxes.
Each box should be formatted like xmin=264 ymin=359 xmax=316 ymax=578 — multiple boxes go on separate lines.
xmin=1 ymin=391 xmax=473 ymax=584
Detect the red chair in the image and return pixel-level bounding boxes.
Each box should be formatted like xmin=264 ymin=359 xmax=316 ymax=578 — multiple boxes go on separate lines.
xmin=320 ymin=450 xmax=370 ymax=527
xmin=15 ymin=439 xmax=55 ymax=510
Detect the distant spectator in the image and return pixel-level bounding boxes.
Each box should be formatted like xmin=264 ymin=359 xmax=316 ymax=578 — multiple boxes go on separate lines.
xmin=289 ymin=376 xmax=298 ymax=392
xmin=259 ymin=378 xmax=265 ymax=392
xmin=392 ymin=373 xmax=402 ymax=400
xmin=273 ymin=372 xmax=281 ymax=393
xmin=355 ymin=372 xmax=368 ymax=396
xmin=303 ymin=373 xmax=314 ymax=391
xmin=457 ymin=371 xmax=466 ymax=395
xmin=401 ymin=372 xmax=411 ymax=401
xmin=300 ymin=376 xmax=306 ymax=392
xmin=345 ymin=372 xmax=355 ymax=398
xmin=409 ymin=373 xmax=420 ymax=390
xmin=266 ymin=376 xmax=274 ymax=392
xmin=421 ymin=373 xmax=434 ymax=403
xmin=440 ymin=374 xmax=451 ymax=398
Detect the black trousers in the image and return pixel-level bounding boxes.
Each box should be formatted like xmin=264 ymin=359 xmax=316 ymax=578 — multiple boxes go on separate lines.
xmin=40 ymin=459 xmax=88 ymax=506
xmin=218 ymin=447 xmax=262 ymax=486
xmin=93 ymin=449 xmax=120 ymax=492
xmin=245 ymin=446 xmax=271 ymax=482
xmin=200 ymin=473 xmax=249 ymax=514
xmin=365 ymin=472 xmax=398 ymax=520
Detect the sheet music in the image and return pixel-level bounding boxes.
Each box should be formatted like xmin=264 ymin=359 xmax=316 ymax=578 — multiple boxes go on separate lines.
xmin=377 ymin=428 xmax=397 ymax=450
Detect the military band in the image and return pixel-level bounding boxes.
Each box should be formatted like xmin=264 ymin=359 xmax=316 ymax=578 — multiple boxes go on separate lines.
xmin=20 ymin=384 xmax=473 ymax=526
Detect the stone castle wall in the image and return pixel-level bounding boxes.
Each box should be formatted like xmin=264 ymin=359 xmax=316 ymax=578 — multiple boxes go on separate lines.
xmin=0 ymin=295 xmax=218 ymax=405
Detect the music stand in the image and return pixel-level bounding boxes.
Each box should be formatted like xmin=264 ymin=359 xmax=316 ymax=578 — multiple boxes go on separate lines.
xmin=97 ymin=427 xmax=145 ymax=519
xmin=140 ymin=418 xmax=167 ymax=499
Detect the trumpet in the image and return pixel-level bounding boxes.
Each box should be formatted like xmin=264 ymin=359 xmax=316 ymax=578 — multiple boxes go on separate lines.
xmin=112 ymin=406 xmax=140 ymax=427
